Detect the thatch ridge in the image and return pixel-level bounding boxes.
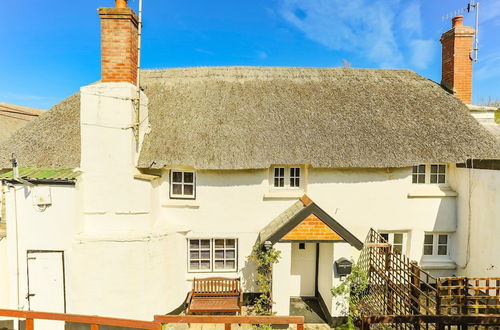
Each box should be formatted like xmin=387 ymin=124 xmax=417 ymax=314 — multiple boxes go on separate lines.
xmin=1 ymin=66 xmax=498 ymax=169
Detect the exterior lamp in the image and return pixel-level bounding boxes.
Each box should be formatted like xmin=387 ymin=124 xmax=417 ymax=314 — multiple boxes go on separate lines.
xmin=263 ymin=241 xmax=273 ymax=250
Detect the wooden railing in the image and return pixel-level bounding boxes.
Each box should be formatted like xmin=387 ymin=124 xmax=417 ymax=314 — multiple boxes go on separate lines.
xmin=0 ymin=309 xmax=305 ymax=330
xmin=155 ymin=315 xmax=305 ymax=330
xmin=360 ymin=314 xmax=500 ymax=329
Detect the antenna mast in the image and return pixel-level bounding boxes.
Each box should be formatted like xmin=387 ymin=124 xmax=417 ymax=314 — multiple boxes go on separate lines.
xmin=468 ymin=1 xmax=479 ymax=62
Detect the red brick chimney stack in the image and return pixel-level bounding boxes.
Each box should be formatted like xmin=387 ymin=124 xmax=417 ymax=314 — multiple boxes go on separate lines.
xmin=98 ymin=0 xmax=138 ymax=84
xmin=440 ymin=16 xmax=475 ymax=104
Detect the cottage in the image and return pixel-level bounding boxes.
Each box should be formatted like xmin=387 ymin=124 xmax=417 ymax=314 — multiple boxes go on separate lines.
xmin=0 ymin=1 xmax=498 ymax=327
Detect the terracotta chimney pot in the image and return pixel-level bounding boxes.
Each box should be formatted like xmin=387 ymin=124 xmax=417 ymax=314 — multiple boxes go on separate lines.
xmin=115 ymin=0 xmax=128 ymax=8
xmin=452 ymin=15 xmax=463 ymax=27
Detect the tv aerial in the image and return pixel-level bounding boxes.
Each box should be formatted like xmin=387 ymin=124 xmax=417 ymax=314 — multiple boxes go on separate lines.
xmin=442 ymin=1 xmax=480 ymax=62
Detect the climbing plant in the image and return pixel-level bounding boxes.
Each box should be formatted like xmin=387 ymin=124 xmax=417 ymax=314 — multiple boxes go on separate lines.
xmin=331 ymin=262 xmax=369 ymax=329
xmin=247 ymin=242 xmax=281 ymax=316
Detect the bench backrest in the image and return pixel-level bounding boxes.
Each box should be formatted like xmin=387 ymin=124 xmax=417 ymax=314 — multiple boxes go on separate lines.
xmin=192 ymin=277 xmax=241 ymax=297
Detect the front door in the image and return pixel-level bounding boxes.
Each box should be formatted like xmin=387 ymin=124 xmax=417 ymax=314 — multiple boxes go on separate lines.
xmin=27 ymin=251 xmax=65 ymax=330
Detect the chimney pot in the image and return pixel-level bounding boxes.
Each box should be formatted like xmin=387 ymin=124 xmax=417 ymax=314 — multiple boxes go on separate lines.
xmin=115 ymin=0 xmax=128 ymax=8
xmin=452 ymin=16 xmax=463 ymax=28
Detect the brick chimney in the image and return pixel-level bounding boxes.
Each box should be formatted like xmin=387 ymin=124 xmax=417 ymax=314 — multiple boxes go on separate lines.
xmin=440 ymin=16 xmax=475 ymax=104
xmin=98 ymin=0 xmax=138 ymax=84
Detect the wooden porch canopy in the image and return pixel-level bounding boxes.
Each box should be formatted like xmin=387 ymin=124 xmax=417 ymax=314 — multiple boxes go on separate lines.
xmin=258 ymin=195 xmax=363 ymax=250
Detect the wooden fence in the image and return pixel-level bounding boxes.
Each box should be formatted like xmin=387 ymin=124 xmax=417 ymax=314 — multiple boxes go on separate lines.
xmin=358 ymin=229 xmax=500 ymax=329
xmin=0 ymin=309 xmax=304 ymax=330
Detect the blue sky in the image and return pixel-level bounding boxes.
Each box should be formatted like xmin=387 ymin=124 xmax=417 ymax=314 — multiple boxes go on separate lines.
xmin=1 ymin=0 xmax=499 ymax=109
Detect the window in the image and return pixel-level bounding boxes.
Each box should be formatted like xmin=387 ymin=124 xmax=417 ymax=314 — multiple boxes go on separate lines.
xmin=423 ymin=234 xmax=449 ymax=257
xmin=412 ymin=165 xmax=426 ymax=184
xmin=188 ymin=238 xmax=238 ymax=272
xmin=380 ymin=232 xmax=408 ymax=255
xmin=272 ymin=166 xmax=302 ymax=189
xmin=412 ymin=164 xmax=447 ymax=184
xmin=430 ymin=165 xmax=446 ymax=184
xmin=170 ymin=170 xmax=195 ymax=199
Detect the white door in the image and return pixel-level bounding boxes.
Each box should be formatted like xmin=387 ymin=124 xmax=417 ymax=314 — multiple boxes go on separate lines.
xmin=27 ymin=251 xmax=65 ymax=330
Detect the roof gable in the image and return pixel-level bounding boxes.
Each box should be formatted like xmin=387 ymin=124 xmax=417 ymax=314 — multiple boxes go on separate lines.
xmin=259 ymin=195 xmax=363 ymax=250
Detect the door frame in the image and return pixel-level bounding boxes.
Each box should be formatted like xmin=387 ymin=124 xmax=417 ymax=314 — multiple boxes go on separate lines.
xmin=26 ymin=250 xmax=67 ymax=313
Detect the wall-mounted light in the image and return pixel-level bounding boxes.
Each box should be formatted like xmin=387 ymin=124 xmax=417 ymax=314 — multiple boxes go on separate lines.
xmin=264 ymin=241 xmax=273 ymax=250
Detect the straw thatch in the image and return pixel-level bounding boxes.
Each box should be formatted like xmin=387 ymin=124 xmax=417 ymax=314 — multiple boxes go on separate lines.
xmin=0 ymin=67 xmax=498 ymax=169
xmin=0 ymin=103 xmax=44 ymax=143
xmin=0 ymin=94 xmax=81 ymax=168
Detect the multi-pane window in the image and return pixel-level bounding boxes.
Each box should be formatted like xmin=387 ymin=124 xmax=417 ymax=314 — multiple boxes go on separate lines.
xmin=274 ymin=167 xmax=285 ymax=187
xmin=430 ymin=165 xmax=446 ymax=184
xmin=411 ymin=164 xmax=447 ymax=184
xmin=170 ymin=170 xmax=195 ymax=199
xmin=188 ymin=239 xmax=211 ymax=271
xmin=214 ymin=239 xmax=237 ymax=271
xmin=290 ymin=167 xmax=300 ymax=188
xmin=272 ymin=166 xmax=302 ymax=189
xmin=412 ymin=165 xmax=426 ymax=184
xmin=423 ymin=234 xmax=449 ymax=256
xmin=380 ymin=232 xmax=407 ymax=255
xmin=188 ymin=238 xmax=238 ymax=272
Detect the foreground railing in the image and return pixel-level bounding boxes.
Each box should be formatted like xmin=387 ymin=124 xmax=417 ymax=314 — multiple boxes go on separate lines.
xmin=0 ymin=309 xmax=305 ymax=330
xmin=155 ymin=315 xmax=305 ymax=330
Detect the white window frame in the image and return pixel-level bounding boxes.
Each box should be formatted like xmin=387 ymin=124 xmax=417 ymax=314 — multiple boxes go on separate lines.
xmin=187 ymin=239 xmax=212 ymax=272
xmin=423 ymin=233 xmax=450 ymax=258
xmin=187 ymin=238 xmax=238 ymax=273
xmin=170 ymin=170 xmax=196 ymax=199
xmin=271 ymin=165 xmax=303 ymax=190
xmin=379 ymin=232 xmax=408 ymax=255
xmin=412 ymin=163 xmax=447 ymax=185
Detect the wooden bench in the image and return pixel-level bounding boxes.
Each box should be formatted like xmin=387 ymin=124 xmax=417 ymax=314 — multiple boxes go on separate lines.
xmin=186 ymin=277 xmax=243 ymax=315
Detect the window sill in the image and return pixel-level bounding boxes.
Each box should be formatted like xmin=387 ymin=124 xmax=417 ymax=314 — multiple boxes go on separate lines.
xmin=263 ymin=191 xmax=304 ymax=200
xmin=162 ymin=199 xmax=200 ymax=209
xmin=408 ymin=186 xmax=458 ymax=198
xmin=420 ymin=259 xmax=456 ymax=270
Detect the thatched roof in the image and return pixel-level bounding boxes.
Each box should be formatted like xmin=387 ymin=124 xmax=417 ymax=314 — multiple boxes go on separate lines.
xmin=1 ymin=67 xmax=498 ymax=169
xmin=0 ymin=103 xmax=44 ymax=144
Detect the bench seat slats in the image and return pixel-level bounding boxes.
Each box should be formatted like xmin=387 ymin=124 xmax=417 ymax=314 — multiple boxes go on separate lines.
xmin=187 ymin=277 xmax=242 ymax=314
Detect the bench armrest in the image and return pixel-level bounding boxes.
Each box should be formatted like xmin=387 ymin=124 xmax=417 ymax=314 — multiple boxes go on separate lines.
xmin=185 ymin=292 xmax=193 ymax=307
xmin=239 ymin=291 xmax=244 ymax=306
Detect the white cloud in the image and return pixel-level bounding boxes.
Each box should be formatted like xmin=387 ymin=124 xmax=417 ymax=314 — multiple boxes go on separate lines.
xmin=280 ymin=0 xmax=403 ymax=67
xmin=280 ymin=0 xmax=436 ymax=69
xmin=409 ymin=39 xmax=437 ymax=69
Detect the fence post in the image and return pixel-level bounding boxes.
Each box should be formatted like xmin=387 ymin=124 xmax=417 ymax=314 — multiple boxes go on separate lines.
xmin=25 ymin=318 xmax=34 ymax=330
xmin=91 ymin=324 xmax=99 ymax=330
xmin=224 ymin=323 xmax=231 ymax=330
xmin=462 ymin=277 xmax=468 ymax=315
xmin=436 ymin=278 xmax=441 ymax=316
xmin=410 ymin=261 xmax=420 ymax=315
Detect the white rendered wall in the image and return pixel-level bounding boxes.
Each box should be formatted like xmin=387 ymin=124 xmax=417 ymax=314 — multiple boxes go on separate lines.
xmin=0 ymin=237 xmax=8 ymax=308
xmin=317 ymin=243 xmax=333 ymax=315
xmin=450 ymin=167 xmax=500 ymax=277
xmin=272 ymin=243 xmax=293 ymax=315
xmin=290 ymin=243 xmax=316 ymax=297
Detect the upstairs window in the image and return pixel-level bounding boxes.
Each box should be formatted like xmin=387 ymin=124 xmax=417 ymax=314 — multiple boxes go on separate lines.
xmin=412 ymin=164 xmax=447 ymax=184
xmin=380 ymin=232 xmax=408 ymax=255
xmin=170 ymin=170 xmax=195 ymax=199
xmin=272 ymin=166 xmax=302 ymax=189
xmin=423 ymin=233 xmax=449 ymax=257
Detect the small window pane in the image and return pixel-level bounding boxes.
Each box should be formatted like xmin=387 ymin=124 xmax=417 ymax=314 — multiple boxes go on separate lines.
xmin=214 ymin=239 xmax=224 ymax=248
xmin=190 ymin=261 xmax=199 ymax=270
xmin=418 ymin=175 xmax=425 ymax=183
xmin=172 ymin=184 xmax=183 ymax=195
xmin=439 ymin=165 xmax=446 ymax=174
xmin=200 ymin=261 xmax=211 ymax=269
xmin=438 ymin=175 xmax=446 ymax=183
xmin=190 ymin=240 xmax=199 ymax=249
xmin=200 ymin=250 xmax=210 ymax=259
xmin=438 ymin=246 xmax=447 ymax=255
xmin=172 ymin=172 xmax=183 ymax=183
xmin=184 ymin=184 xmax=194 ymax=196
xmin=190 ymin=251 xmax=200 ymax=259
xmin=225 ymin=260 xmax=235 ymax=269
xmin=226 ymin=250 xmax=235 ymax=258
xmin=184 ymin=172 xmax=194 ymax=183
xmin=393 ymin=245 xmax=402 ymax=254
xmin=438 ymin=235 xmax=448 ymax=244
xmin=274 ymin=168 xmax=280 ymax=176
xmin=424 ymin=235 xmax=433 ymax=244
xmin=430 ymin=174 xmax=438 ymax=184
xmin=200 ymin=240 xmax=210 ymax=249
xmin=423 ymin=246 xmax=433 ymax=255
xmin=419 ymin=165 xmax=425 ymax=172
xmin=214 ymin=261 xmax=224 ymax=269
xmin=279 ymin=178 xmax=284 ymax=187
xmin=394 ymin=234 xmax=403 ymax=244
xmin=279 ymin=168 xmax=284 ymax=176
xmin=226 ymin=239 xmax=235 ymax=248
xmin=431 ymin=165 xmax=437 ymax=173
xmin=214 ymin=250 xmax=224 ymax=258
xmin=380 ymin=233 xmax=389 ymax=241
